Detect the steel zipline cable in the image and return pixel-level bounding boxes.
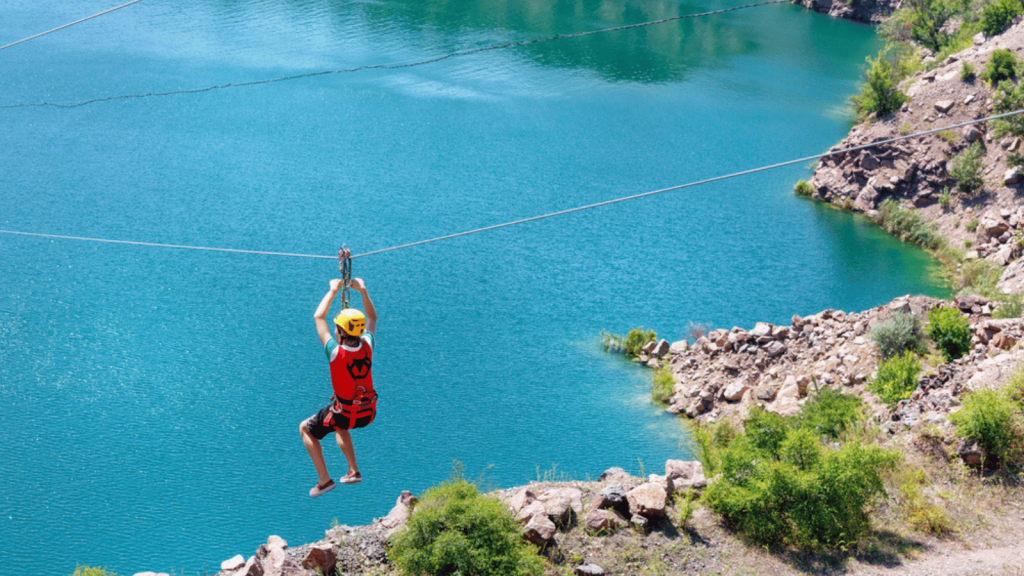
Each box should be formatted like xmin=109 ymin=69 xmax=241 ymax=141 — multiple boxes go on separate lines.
xmin=0 ymin=0 xmax=788 ymax=110
xmin=3 ymin=109 xmax=1023 ymax=260
xmin=0 ymin=0 xmax=145 ymax=52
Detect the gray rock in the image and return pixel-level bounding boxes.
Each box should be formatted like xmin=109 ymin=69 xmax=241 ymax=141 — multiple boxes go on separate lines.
xmin=630 ymin=513 xmax=649 ymax=533
xmin=669 ymin=340 xmax=690 ymax=354
xmin=722 ymin=382 xmax=749 ymax=402
xmin=974 ymin=32 xmax=986 ymax=45
xmin=575 ymin=563 xmax=607 ymax=576
xmin=626 ymin=482 xmax=667 ymax=518
xmin=598 ymin=467 xmax=630 ymax=482
xmin=263 ymin=548 xmax=308 ymax=576
xmin=267 ymin=536 xmax=288 ymax=551
xmin=935 ymin=99 xmax=955 ymax=113
xmin=591 ymin=485 xmax=628 ymax=513
xmin=509 ymin=488 xmax=535 ymax=515
xmin=236 ymin=557 xmax=263 ymax=576
xmin=1005 ymin=167 xmax=1023 ymax=185
xmin=964 ymin=125 xmax=982 ymax=143
xmin=651 ymin=339 xmax=670 ymax=357
xmin=664 ymin=460 xmax=707 ymax=489
xmin=765 ymin=341 xmax=787 ymax=357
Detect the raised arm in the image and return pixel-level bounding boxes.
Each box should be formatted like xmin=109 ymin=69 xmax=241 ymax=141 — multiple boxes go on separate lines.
xmin=314 ymin=279 xmax=343 ymax=346
xmin=349 ymin=278 xmax=377 ymax=335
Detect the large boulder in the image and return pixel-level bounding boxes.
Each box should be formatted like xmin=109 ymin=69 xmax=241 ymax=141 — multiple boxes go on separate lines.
xmin=626 ymin=482 xmax=667 ymax=518
xmin=651 ymin=339 xmax=670 ymax=357
xmin=669 ymin=340 xmax=690 ymax=355
xmin=598 ymin=467 xmax=631 ymax=483
xmin=765 ymin=341 xmax=787 ymax=357
xmin=509 ymin=488 xmax=535 ymax=515
xmin=978 ymin=211 xmax=1010 ymax=240
xmin=301 ymin=545 xmax=338 ymax=574
xmin=235 ymin=557 xmax=263 ymax=576
xmin=664 ymin=460 xmax=707 ymax=490
xmin=722 ymin=382 xmax=749 ymax=402
xmin=221 ymin=556 xmax=246 ymax=572
xmin=523 ymin=513 xmax=557 ymax=544
xmin=584 ymin=509 xmax=627 ymax=534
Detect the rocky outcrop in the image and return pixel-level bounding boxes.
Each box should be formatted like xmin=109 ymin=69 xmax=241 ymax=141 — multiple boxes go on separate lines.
xmin=804 ymin=21 xmax=1024 ymax=294
xmin=790 ymin=0 xmax=900 ymax=23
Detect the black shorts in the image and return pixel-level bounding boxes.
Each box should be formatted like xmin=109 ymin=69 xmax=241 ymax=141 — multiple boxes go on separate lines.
xmin=305 ymin=398 xmax=377 ymax=440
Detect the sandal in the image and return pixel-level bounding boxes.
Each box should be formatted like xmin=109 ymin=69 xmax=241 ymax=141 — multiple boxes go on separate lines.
xmin=309 ymin=478 xmax=336 ymax=497
xmin=338 ymin=471 xmax=362 ymax=484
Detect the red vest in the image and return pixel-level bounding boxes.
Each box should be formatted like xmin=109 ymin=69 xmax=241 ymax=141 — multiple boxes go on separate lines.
xmin=329 ymin=338 xmax=374 ymax=401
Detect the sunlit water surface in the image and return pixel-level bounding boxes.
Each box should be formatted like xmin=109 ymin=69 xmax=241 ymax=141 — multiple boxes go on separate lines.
xmin=0 ymin=1 xmax=944 ymax=574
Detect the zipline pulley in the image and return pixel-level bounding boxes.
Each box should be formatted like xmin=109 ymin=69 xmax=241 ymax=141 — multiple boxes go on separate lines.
xmin=339 ymin=246 xmax=353 ymax=309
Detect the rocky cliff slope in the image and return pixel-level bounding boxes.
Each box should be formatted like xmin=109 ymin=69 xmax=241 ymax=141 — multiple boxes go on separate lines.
xmin=791 ymin=0 xmax=900 ymax=23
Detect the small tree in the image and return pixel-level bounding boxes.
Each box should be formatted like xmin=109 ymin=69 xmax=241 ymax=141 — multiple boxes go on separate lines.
xmin=926 ymin=307 xmax=972 ymax=362
xmin=852 ymin=52 xmax=910 ymax=120
xmin=870 ymin=351 xmax=922 ymax=405
xmin=982 ymin=0 xmax=1023 ymax=36
xmin=982 ymin=49 xmax=1019 ymax=84
xmin=949 ymin=142 xmax=985 ymax=194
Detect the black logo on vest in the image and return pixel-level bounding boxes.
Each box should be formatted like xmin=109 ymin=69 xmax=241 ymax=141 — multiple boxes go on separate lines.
xmin=347 ymin=356 xmax=371 ymax=380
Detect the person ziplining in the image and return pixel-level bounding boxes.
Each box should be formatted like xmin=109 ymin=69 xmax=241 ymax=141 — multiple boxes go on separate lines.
xmin=300 ymin=247 xmax=378 ymax=497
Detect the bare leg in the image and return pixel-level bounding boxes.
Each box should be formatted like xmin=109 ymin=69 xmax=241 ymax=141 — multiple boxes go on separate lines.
xmin=334 ymin=429 xmax=359 ymax=476
xmin=300 ymin=421 xmax=332 ymax=484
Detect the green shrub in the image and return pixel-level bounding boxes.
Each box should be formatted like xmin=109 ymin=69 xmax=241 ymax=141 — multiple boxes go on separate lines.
xmin=948 ymin=258 xmax=1002 ymax=295
xmin=950 ymin=388 xmax=1022 ymax=465
xmin=743 ymin=406 xmax=788 ymax=458
xmin=926 ymin=307 xmax=972 ymax=361
xmin=389 ymin=473 xmax=544 ymax=576
xmin=797 ymin=386 xmax=864 ymax=439
xmin=992 ymin=79 xmax=1024 ymax=138
xmin=870 ymin=351 xmax=922 ymax=405
xmin=982 ymin=49 xmax=1019 ymax=84
xmin=938 ymin=188 xmax=951 ymax=208
xmin=852 ymin=51 xmax=911 ymax=119
xmin=994 ymin=293 xmax=1024 ymax=319
xmin=870 ymin=311 xmax=925 ymax=359
xmin=981 ymin=0 xmax=1023 ymax=36
xmin=966 ymin=217 xmax=979 ymax=232
xmin=701 ymin=436 xmax=898 ymax=549
xmin=877 ymin=199 xmax=942 ymax=249
xmin=794 ymin=180 xmax=815 ymax=197
xmin=602 ymin=327 xmax=656 ymax=357
xmin=949 ymin=142 xmax=985 ymax=194
xmin=961 ymin=62 xmax=976 ymax=81
xmin=651 ymin=363 xmax=675 ymax=404
xmin=70 ymin=569 xmax=118 ymax=576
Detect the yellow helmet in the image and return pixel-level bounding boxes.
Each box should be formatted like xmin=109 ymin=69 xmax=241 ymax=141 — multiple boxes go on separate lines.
xmin=334 ymin=309 xmax=366 ymax=337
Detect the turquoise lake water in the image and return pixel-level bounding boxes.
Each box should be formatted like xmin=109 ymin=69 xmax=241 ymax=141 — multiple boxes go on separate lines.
xmin=0 ymin=1 xmax=947 ymax=574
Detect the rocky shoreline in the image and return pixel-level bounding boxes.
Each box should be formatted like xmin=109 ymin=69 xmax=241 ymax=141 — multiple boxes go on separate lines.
xmin=790 ymin=0 xmax=901 ymax=24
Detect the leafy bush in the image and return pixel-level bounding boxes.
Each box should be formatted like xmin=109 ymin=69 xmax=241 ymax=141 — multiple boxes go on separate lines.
xmin=702 ymin=432 xmax=898 ymax=549
xmin=966 ymin=217 xmax=979 ymax=232
xmin=948 ymin=258 xmax=1002 ymax=295
xmin=870 ymin=311 xmax=925 ymax=359
xmin=982 ymin=49 xmax=1019 ymax=84
xmin=794 ymin=180 xmax=815 ymax=197
xmin=744 ymin=406 xmax=788 ymax=458
xmin=926 ymin=307 xmax=972 ymax=361
xmin=651 ymin=363 xmax=675 ymax=404
xmin=992 ymin=79 xmax=1024 ymax=138
xmin=950 ymin=388 xmax=1023 ymax=466
xmin=389 ymin=473 xmax=544 ymax=576
xmin=796 ymin=385 xmax=865 ymax=439
xmin=852 ymin=52 xmax=911 ymax=119
xmin=602 ymin=327 xmax=656 ymax=357
xmin=961 ymin=62 xmax=976 ymax=81
xmin=870 ymin=351 xmax=922 ymax=405
xmin=949 ymin=142 xmax=985 ymax=194
xmin=877 ymin=199 xmax=942 ymax=250
xmin=981 ymin=0 xmax=1023 ymax=36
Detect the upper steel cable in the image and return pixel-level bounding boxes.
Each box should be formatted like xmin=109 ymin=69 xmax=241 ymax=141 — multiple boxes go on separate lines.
xmin=0 ymin=0 xmax=788 ymax=109
xmin=2 ymin=110 xmax=1022 ymax=260
xmin=0 ymin=0 xmax=145 ymax=52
